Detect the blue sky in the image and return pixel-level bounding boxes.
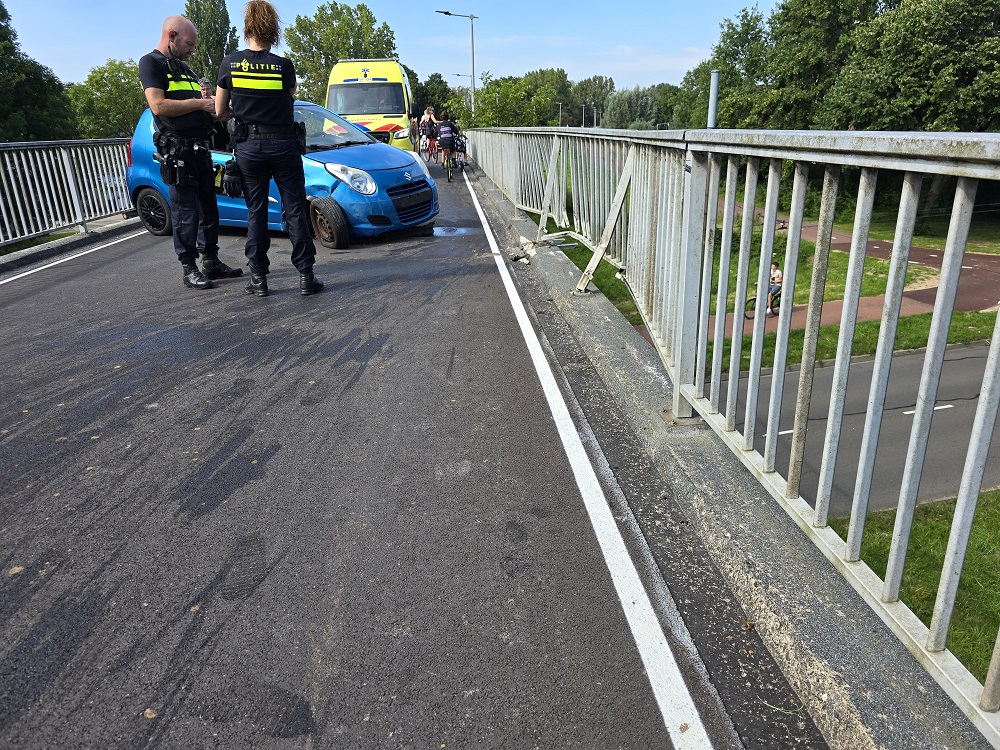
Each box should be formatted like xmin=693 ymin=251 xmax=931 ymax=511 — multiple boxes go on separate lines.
xmin=5 ymin=0 xmax=777 ymax=89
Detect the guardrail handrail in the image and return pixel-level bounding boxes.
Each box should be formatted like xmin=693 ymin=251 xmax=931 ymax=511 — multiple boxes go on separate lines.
xmin=468 ymin=125 xmax=1000 ymax=747
xmin=0 ymin=138 xmax=131 ymax=247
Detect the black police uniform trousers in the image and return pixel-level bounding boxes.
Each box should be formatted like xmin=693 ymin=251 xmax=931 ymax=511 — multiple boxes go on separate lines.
xmin=235 ymin=137 xmax=316 ymax=274
xmin=167 ymin=142 xmax=220 ymax=264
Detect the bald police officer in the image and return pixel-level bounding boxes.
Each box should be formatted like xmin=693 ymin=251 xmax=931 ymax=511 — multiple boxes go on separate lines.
xmin=139 ymin=16 xmax=243 ymax=290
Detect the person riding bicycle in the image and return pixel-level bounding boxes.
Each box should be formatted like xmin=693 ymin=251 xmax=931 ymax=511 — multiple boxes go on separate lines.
xmin=454 ymin=133 xmax=468 ymax=168
xmin=767 ymin=261 xmax=782 ymax=315
xmin=420 ymin=107 xmax=438 ymax=155
xmin=436 ymin=111 xmax=460 ymax=165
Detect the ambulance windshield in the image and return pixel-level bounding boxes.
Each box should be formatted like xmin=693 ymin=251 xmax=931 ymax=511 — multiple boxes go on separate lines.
xmin=327 ymin=83 xmax=405 ymax=115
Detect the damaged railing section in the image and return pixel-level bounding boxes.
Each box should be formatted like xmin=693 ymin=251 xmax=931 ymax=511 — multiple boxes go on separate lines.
xmin=0 ymin=139 xmax=131 ymax=247
xmin=469 ymin=126 xmax=1000 ymax=745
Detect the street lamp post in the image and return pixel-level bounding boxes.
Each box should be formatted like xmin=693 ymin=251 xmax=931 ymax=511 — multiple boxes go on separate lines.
xmin=554 ymin=101 xmax=562 ymax=126
xmin=436 ymin=11 xmax=477 ymax=119
xmin=581 ymin=103 xmax=585 ymax=127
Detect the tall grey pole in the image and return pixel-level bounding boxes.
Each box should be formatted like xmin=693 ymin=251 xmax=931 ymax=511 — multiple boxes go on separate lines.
xmin=707 ymin=69 xmax=720 ymax=128
xmin=582 ymin=103 xmax=585 ymax=127
xmin=470 ymin=16 xmax=476 ymax=119
xmin=436 ymin=12 xmax=477 ymax=119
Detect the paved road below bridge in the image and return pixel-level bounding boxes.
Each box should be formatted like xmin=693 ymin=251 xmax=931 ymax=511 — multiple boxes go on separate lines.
xmin=0 ymin=164 xmax=991 ymax=749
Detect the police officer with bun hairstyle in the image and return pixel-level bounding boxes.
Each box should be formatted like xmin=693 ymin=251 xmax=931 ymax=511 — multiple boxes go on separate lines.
xmin=138 ymin=16 xmax=244 ymax=290
xmin=215 ymin=0 xmax=324 ymax=297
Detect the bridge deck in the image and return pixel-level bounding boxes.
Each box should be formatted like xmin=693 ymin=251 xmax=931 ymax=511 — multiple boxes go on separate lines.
xmin=0 ymin=166 xmax=988 ymax=749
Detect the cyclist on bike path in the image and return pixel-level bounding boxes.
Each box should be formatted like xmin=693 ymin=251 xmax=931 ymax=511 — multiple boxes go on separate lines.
xmin=767 ymin=261 xmax=782 ymax=315
xmin=436 ymin=112 xmax=460 ymax=164
xmin=420 ymin=107 xmax=438 ymax=154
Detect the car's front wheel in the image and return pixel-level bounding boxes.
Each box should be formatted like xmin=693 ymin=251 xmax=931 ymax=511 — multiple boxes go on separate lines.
xmin=310 ymin=197 xmax=349 ymax=249
xmin=136 ymin=187 xmax=172 ymax=236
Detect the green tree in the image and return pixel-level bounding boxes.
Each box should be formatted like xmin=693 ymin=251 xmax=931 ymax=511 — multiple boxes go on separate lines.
xmin=284 ymin=2 xmax=396 ymax=106
xmin=649 ymin=83 xmax=681 ymax=128
xmin=466 ymin=72 xmax=551 ymax=128
xmin=711 ymin=6 xmax=771 ymax=128
xmin=183 ymin=0 xmax=239 ymax=83
xmin=522 ymin=68 xmax=574 ymax=125
xmin=603 ymin=86 xmax=656 ymax=129
xmin=757 ymin=0 xmax=890 ymax=129
xmin=0 ymin=0 xmax=77 ymax=141
xmin=68 ymin=59 xmax=146 ymax=138
xmin=572 ymin=75 xmax=615 ymax=126
xmin=413 ymin=72 xmax=452 ymax=114
xmin=817 ymin=0 xmax=1000 ymax=132
xmin=670 ymin=60 xmax=715 ymax=128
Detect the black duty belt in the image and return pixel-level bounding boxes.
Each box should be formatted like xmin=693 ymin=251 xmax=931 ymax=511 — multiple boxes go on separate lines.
xmin=247 ymin=132 xmax=294 ymax=140
xmin=164 ymin=133 xmax=211 ymax=148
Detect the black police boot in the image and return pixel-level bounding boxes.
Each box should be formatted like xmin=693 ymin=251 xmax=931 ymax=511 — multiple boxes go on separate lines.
xmin=201 ymin=252 xmax=244 ymax=279
xmin=182 ymin=261 xmax=214 ymax=290
xmin=299 ymin=270 xmax=325 ymax=296
xmin=245 ymin=269 xmax=269 ymax=297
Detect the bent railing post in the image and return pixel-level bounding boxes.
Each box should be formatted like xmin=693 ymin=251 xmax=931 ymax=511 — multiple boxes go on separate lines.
xmin=575 ymin=146 xmax=635 ymax=294
xmin=536 ymin=137 xmax=562 ymax=242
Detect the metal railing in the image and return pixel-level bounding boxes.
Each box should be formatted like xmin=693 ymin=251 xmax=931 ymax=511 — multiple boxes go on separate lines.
xmin=470 ymin=126 xmax=1000 ymax=745
xmin=0 ymin=139 xmax=131 ymax=247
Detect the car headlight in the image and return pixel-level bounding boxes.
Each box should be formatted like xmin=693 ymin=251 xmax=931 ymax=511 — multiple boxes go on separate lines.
xmin=410 ymin=152 xmax=431 ymax=180
xmin=392 ymin=129 xmax=412 ymax=140
xmin=325 ymin=164 xmax=377 ymax=195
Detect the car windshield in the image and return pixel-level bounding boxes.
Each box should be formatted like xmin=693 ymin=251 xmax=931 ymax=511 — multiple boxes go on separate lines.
xmin=294 ymin=102 xmax=376 ymax=152
xmin=327 ymin=83 xmax=405 ymax=115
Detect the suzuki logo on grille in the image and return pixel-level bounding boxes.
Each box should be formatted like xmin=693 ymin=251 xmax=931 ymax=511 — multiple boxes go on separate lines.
xmin=404 ymin=172 xmax=412 ymax=181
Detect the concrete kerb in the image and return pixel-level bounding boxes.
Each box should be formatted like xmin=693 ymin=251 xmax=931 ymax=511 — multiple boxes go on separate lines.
xmin=466 ymin=169 xmax=990 ymax=750
xmin=0 ymin=217 xmax=143 ymax=273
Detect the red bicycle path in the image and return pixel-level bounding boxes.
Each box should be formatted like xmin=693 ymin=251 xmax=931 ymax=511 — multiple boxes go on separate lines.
xmin=705 ymin=206 xmax=1000 ymax=339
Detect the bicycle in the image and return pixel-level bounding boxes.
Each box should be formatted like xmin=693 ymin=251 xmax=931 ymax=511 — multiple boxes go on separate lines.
xmin=443 ymin=148 xmax=454 ymax=182
xmin=744 ymin=287 xmax=782 ymax=319
xmin=426 ymin=137 xmax=439 ymax=162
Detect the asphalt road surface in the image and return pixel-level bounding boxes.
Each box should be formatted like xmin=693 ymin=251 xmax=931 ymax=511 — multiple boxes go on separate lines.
xmin=722 ymin=344 xmax=1000 ymax=518
xmin=0 ymin=169 xmax=831 ymax=748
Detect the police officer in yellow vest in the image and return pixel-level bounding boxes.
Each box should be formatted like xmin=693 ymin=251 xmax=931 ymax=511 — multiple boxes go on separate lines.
xmin=138 ymin=16 xmax=243 ymax=290
xmin=215 ymin=0 xmax=324 ymax=297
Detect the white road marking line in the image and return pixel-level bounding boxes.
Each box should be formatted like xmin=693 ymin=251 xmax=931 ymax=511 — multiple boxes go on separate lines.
xmin=463 ymin=170 xmax=714 ymax=749
xmin=0 ymin=231 xmax=147 ymax=286
xmin=903 ymin=404 xmax=954 ymax=415
xmin=778 ymin=429 xmax=794 ymax=436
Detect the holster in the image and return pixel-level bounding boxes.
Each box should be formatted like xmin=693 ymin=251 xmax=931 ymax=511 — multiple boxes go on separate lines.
xmin=153 ymin=131 xmax=180 ymax=186
xmin=227 ymin=116 xmax=248 ymax=144
xmin=294 ymin=121 xmax=307 ymax=155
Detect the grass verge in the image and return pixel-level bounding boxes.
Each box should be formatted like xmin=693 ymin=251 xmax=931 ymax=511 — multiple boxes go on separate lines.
xmin=708 ymin=311 xmax=997 ymax=373
xmin=828 ymin=492 xmax=1000 ymax=683
xmin=1 ymin=231 xmax=75 ymax=257
xmin=523 ymin=213 xmax=642 ymax=326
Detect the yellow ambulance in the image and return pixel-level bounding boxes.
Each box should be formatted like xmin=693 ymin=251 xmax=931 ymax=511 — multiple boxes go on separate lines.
xmin=326 ymin=59 xmax=417 ymax=151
